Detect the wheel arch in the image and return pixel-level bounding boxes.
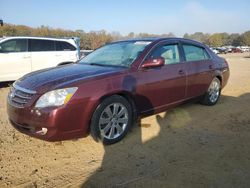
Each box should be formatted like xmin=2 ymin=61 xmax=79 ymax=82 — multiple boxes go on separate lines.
xmin=98 ymin=91 xmax=138 ymax=122
xmin=215 ymin=75 xmax=222 ymax=85
xmin=89 ymin=91 xmax=137 ymax=144
xmin=213 ymin=70 xmax=223 ymax=86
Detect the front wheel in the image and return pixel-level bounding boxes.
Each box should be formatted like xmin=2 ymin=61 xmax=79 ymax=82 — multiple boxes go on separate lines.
xmin=90 ymin=95 xmax=133 ymax=145
xmin=201 ymin=77 xmax=221 ymax=106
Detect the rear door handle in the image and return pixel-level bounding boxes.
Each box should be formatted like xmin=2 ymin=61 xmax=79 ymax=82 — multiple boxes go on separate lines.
xmin=209 ymin=65 xmax=214 ymax=69
xmin=178 ymin=70 xmax=185 ymax=75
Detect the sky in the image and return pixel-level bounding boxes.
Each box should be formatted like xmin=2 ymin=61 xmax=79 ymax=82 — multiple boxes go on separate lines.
xmin=0 ymin=0 xmax=250 ymax=37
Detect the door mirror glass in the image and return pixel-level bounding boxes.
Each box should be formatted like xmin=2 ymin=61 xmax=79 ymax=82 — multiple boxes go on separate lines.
xmin=141 ymin=57 xmax=165 ymax=69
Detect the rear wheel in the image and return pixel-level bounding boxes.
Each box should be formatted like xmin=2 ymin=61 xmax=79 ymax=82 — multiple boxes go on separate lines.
xmin=201 ymin=77 xmax=221 ymax=106
xmin=90 ymin=95 xmax=132 ymax=144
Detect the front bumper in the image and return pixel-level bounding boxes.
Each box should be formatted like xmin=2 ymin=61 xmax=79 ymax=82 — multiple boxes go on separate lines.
xmin=7 ymin=101 xmax=89 ymax=141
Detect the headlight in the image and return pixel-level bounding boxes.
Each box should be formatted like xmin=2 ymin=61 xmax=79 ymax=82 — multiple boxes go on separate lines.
xmin=35 ymin=87 xmax=78 ymax=108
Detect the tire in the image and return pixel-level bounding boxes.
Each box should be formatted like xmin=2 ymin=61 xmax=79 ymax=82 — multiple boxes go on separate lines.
xmin=90 ymin=95 xmax=133 ymax=145
xmin=201 ymin=77 xmax=221 ymax=106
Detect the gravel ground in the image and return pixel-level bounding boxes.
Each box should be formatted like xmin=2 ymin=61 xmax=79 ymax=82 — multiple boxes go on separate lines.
xmin=0 ymin=53 xmax=250 ymax=188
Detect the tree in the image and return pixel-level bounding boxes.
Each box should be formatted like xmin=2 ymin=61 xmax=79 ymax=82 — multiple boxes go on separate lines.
xmin=183 ymin=33 xmax=189 ymax=39
xmin=183 ymin=32 xmax=210 ymax=44
xmin=127 ymin=32 xmax=135 ymax=39
xmin=110 ymin=31 xmax=122 ymax=41
xmin=219 ymin=32 xmax=230 ymax=45
xmin=241 ymin=31 xmax=250 ymax=46
xmin=208 ymin=33 xmax=223 ymax=47
xmin=1 ymin=23 xmax=249 ymax=49
xmin=227 ymin=33 xmax=240 ymax=46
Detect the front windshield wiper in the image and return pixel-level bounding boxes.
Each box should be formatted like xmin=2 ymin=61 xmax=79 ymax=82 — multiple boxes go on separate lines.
xmin=88 ymin=63 xmax=109 ymax=67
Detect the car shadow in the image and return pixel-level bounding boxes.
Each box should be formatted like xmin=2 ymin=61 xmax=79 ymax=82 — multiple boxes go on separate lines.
xmin=81 ymin=93 xmax=250 ymax=188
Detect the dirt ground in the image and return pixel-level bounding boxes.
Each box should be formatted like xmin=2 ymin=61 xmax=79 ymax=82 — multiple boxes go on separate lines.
xmin=0 ymin=53 xmax=250 ymax=188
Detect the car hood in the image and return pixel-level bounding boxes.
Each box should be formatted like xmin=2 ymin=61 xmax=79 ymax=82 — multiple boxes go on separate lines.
xmin=16 ymin=64 xmax=126 ymax=93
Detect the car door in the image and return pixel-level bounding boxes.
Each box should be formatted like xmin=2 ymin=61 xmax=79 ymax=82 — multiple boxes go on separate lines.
xmin=29 ymin=39 xmax=58 ymax=71
xmin=181 ymin=44 xmax=214 ymax=98
xmin=136 ymin=42 xmax=187 ymax=113
xmin=0 ymin=39 xmax=31 ymax=81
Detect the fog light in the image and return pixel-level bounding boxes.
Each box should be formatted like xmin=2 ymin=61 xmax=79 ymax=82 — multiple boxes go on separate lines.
xmin=36 ymin=128 xmax=48 ymax=135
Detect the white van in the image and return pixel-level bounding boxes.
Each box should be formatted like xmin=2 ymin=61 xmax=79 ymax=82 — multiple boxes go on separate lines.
xmin=0 ymin=36 xmax=80 ymax=82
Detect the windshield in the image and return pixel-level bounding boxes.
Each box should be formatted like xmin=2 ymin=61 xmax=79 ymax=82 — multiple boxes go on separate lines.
xmin=79 ymin=41 xmax=151 ymax=67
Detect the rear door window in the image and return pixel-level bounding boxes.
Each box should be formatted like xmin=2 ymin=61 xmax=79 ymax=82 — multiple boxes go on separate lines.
xmin=183 ymin=44 xmax=210 ymax=61
xmin=55 ymin=41 xmax=76 ymax=51
xmin=0 ymin=39 xmax=27 ymax=53
xmin=29 ymin=39 xmax=55 ymax=52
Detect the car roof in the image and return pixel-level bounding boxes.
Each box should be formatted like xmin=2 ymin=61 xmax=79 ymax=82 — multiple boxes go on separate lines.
xmin=0 ymin=36 xmax=79 ymax=47
xmin=0 ymin=36 xmax=77 ymax=42
xmin=112 ymin=37 xmax=207 ymax=47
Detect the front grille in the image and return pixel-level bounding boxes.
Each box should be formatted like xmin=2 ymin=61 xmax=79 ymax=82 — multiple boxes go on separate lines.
xmin=8 ymin=84 xmax=36 ymax=108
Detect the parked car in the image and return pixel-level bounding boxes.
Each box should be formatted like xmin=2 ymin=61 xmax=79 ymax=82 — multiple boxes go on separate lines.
xmin=223 ymin=46 xmax=233 ymax=53
xmin=239 ymin=46 xmax=250 ymax=52
xmin=210 ymin=47 xmax=219 ymax=54
xmin=231 ymin=47 xmax=243 ymax=53
xmin=0 ymin=36 xmax=80 ymax=82
xmin=216 ymin=47 xmax=228 ymax=54
xmin=7 ymin=38 xmax=230 ymax=144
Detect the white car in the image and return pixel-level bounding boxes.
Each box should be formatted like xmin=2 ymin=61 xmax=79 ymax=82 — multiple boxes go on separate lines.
xmin=210 ymin=47 xmax=219 ymax=54
xmin=239 ymin=46 xmax=250 ymax=52
xmin=0 ymin=36 xmax=80 ymax=82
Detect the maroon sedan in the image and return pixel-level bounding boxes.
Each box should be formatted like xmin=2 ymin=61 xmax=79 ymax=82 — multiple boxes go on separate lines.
xmin=231 ymin=47 xmax=243 ymax=53
xmin=7 ymin=38 xmax=229 ymax=144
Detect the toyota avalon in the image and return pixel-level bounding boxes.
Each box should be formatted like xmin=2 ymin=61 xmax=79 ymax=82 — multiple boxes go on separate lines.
xmin=7 ymin=38 xmax=229 ymax=144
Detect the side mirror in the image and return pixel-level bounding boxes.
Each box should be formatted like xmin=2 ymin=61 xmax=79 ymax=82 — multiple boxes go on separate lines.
xmin=141 ymin=57 xmax=165 ymax=69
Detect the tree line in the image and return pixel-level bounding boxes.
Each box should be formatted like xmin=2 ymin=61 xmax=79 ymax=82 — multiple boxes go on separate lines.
xmin=0 ymin=23 xmax=249 ymax=49
xmin=184 ymin=32 xmax=250 ymax=47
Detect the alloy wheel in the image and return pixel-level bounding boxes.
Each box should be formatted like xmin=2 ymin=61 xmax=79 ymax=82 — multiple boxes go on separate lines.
xmin=208 ymin=79 xmax=220 ymax=103
xmin=98 ymin=103 xmax=129 ymax=140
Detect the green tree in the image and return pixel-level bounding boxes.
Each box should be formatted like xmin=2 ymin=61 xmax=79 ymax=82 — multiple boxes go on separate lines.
xmin=227 ymin=33 xmax=240 ymax=46
xmin=241 ymin=31 xmax=250 ymax=45
xmin=183 ymin=33 xmax=189 ymax=39
xmin=1 ymin=23 xmax=249 ymax=49
xmin=219 ymin=32 xmax=230 ymax=46
xmin=208 ymin=34 xmax=223 ymax=47
xmin=183 ymin=32 xmax=210 ymax=44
